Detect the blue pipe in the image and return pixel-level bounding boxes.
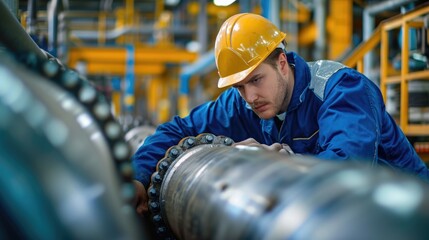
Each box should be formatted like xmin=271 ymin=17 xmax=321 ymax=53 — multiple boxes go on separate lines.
xmin=261 ymin=0 xmax=280 ymax=27
xmin=124 ymin=44 xmax=135 ymax=112
xmin=261 ymin=0 xmax=270 ymax=19
xmin=179 ymin=50 xmax=215 ymax=95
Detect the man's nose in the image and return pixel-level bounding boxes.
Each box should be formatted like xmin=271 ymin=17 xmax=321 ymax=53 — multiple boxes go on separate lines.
xmin=243 ymin=86 xmax=257 ymax=103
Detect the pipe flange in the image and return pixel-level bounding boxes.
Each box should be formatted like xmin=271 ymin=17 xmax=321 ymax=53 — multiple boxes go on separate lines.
xmin=148 ymin=133 xmax=234 ymax=239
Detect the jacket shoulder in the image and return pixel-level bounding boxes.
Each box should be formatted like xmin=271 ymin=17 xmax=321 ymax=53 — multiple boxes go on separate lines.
xmin=307 ymin=60 xmax=347 ymax=101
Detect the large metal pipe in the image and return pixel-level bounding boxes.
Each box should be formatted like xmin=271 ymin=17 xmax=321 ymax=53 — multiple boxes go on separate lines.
xmin=0 ymin=2 xmax=146 ymax=237
xmin=0 ymin=52 xmax=146 ymax=239
xmin=157 ymin=143 xmax=429 ymax=240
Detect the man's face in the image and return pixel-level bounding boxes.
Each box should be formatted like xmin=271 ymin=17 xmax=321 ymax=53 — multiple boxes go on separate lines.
xmin=232 ymin=57 xmax=293 ymax=119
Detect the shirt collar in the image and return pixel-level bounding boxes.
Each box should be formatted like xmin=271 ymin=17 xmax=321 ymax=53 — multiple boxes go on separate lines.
xmin=276 ymin=112 xmax=286 ymax=121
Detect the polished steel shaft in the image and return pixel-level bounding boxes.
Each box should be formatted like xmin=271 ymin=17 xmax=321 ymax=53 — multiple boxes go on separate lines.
xmin=160 ymin=144 xmax=429 ymax=240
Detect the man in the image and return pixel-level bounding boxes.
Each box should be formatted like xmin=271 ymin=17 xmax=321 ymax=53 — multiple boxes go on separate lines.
xmin=132 ymin=13 xmax=429 ymax=214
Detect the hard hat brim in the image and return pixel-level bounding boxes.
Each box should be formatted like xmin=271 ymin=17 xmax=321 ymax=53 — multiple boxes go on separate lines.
xmin=217 ymin=63 xmax=259 ymax=88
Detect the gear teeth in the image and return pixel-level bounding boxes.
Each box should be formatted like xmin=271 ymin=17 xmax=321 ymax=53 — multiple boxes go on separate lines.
xmin=147 ymin=133 xmax=235 ymax=239
xmin=42 ymin=59 xmax=60 ymax=78
xmin=178 ymin=136 xmax=197 ymax=150
xmin=167 ymin=146 xmax=182 ymax=160
xmin=148 ymin=200 xmax=160 ymax=213
xmin=61 ymin=69 xmax=80 ymax=90
xmin=196 ymin=133 xmax=215 ymax=144
xmin=213 ymin=135 xmax=234 ymax=145
xmin=147 ymin=186 xmax=159 ymax=199
xmin=151 ymin=172 xmax=163 ymax=186
xmin=157 ymin=159 xmax=171 ymax=176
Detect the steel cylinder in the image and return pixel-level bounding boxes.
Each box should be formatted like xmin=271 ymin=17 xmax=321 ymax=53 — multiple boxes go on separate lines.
xmin=0 ymin=50 xmax=145 ymax=239
xmin=160 ymin=144 xmax=429 ymax=240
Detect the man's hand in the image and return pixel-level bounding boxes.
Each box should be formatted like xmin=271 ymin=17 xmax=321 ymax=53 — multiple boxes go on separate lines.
xmin=233 ymin=138 xmax=294 ymax=155
xmin=133 ymin=180 xmax=149 ymax=216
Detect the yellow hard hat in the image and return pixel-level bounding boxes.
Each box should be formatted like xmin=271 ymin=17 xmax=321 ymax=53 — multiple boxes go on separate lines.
xmin=214 ymin=13 xmax=287 ymax=88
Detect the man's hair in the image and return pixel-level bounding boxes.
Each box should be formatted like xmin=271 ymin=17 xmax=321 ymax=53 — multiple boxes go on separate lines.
xmin=264 ymin=48 xmax=285 ymax=69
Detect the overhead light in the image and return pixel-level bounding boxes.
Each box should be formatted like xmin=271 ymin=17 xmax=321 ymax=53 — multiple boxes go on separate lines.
xmin=213 ymin=0 xmax=236 ymax=7
xmin=186 ymin=41 xmax=200 ymax=53
xmin=164 ymin=0 xmax=180 ymax=6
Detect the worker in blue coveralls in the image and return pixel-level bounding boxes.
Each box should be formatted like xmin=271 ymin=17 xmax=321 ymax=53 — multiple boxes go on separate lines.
xmin=132 ymin=13 xmax=429 ymax=215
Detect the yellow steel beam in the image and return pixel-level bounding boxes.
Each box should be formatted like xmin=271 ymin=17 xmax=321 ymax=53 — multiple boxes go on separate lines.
xmin=158 ymin=99 xmax=171 ymax=124
xmin=380 ymin=26 xmax=389 ymax=103
xmin=68 ymin=47 xmax=197 ymax=64
xmin=328 ymin=0 xmax=353 ymax=59
xmin=114 ymin=8 xmax=125 ymax=45
xmin=98 ymin=11 xmax=107 ymax=45
xmin=408 ymin=20 xmax=424 ymax=28
xmin=145 ymin=77 xmax=173 ymax=124
xmin=111 ymin=91 xmax=122 ymax=117
xmin=399 ymin=21 xmax=410 ymax=131
xmin=407 ymin=125 xmax=429 ymax=136
xmin=126 ymin=0 xmax=134 ymax=26
xmin=298 ymin=22 xmax=317 ymax=46
xmin=178 ymin=94 xmax=189 ymax=117
xmin=356 ymin=60 xmax=363 ymax=73
xmin=147 ymin=77 xmax=161 ymax=116
xmin=85 ymin=62 xmax=165 ymax=75
xmin=155 ymin=0 xmax=164 ymax=19
xmin=382 ymin=3 xmax=429 ymax=31
xmin=131 ymin=48 xmax=196 ymax=62
xmin=188 ymin=2 xmax=239 ymax=16
xmin=20 ymin=12 xmax=27 ymax=29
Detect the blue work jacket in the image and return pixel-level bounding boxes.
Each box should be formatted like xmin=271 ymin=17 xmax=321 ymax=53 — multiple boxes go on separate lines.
xmin=133 ymin=52 xmax=429 ymax=188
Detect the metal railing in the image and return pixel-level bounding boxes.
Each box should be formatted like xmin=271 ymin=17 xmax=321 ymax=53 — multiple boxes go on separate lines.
xmin=343 ymin=2 xmax=429 ymax=137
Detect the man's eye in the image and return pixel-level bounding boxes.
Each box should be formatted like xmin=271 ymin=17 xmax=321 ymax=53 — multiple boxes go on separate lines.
xmin=252 ymin=78 xmax=261 ymax=83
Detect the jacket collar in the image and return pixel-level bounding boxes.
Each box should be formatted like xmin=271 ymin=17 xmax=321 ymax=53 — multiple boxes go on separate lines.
xmin=286 ymin=51 xmax=311 ymax=112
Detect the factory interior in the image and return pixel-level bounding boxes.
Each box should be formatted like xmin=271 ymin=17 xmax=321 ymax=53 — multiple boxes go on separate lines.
xmin=2 ymin=0 xmax=429 ymax=239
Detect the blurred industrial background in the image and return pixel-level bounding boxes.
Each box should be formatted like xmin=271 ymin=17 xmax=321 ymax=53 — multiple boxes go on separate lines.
xmin=1 ymin=0 xmax=429 ymax=239
xmin=5 ymin=0 xmax=429 ymax=159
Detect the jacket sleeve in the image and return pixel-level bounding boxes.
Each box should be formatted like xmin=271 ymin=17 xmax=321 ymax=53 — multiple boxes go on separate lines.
xmin=132 ymin=88 xmax=263 ymax=188
xmin=315 ymin=69 xmax=379 ymax=164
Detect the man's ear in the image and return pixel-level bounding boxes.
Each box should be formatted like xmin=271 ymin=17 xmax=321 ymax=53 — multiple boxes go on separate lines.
xmin=278 ymin=52 xmax=288 ymax=73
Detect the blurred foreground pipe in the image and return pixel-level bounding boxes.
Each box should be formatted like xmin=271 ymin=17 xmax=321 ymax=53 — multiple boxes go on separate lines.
xmin=0 ymin=50 xmax=145 ymax=239
xmin=160 ymin=144 xmax=429 ymax=240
